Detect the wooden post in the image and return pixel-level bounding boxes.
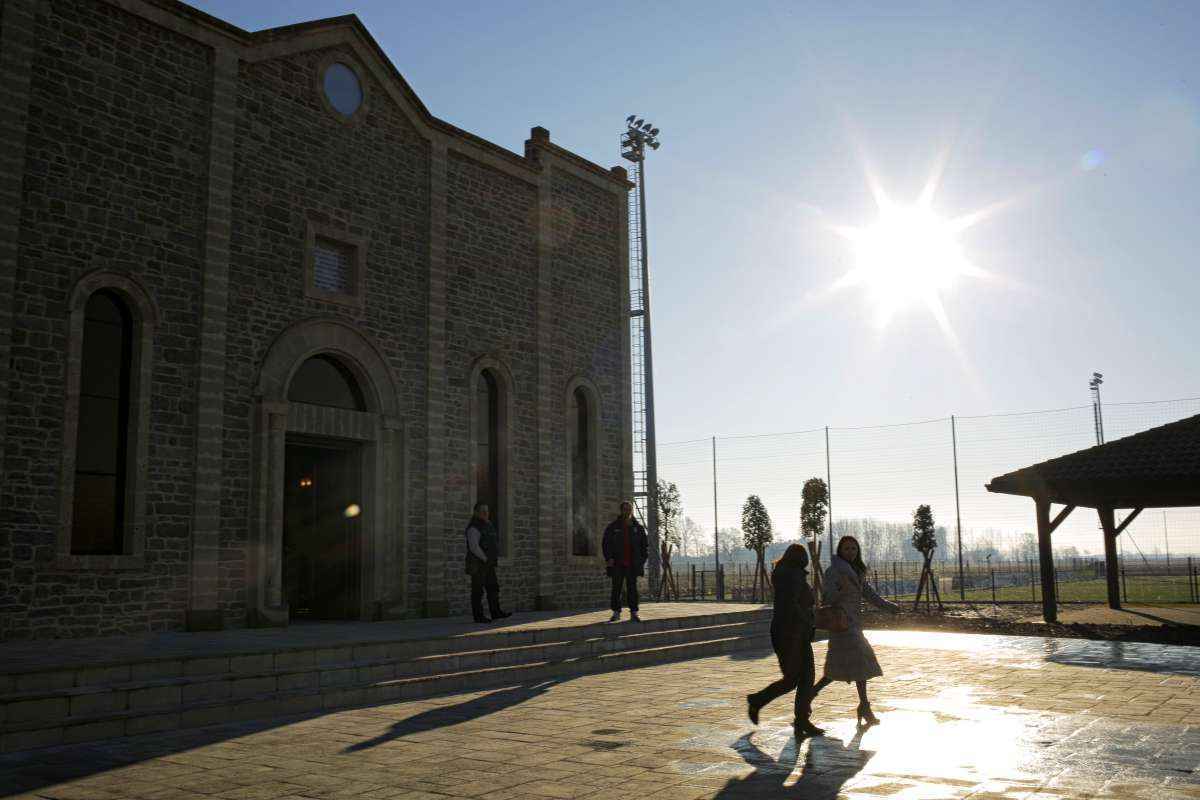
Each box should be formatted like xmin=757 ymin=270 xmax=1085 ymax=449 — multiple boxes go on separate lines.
xmin=1098 ymin=506 xmax=1121 ymax=610
xmin=1035 ymin=498 xmax=1058 ymax=623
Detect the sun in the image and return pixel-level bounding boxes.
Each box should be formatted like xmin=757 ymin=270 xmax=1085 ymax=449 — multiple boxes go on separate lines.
xmin=823 ymin=161 xmax=998 ymax=337
xmin=834 ymin=203 xmax=975 ymax=331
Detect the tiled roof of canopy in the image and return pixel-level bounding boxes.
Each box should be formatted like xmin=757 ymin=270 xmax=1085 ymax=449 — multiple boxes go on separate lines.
xmin=986 ymin=413 xmax=1200 ymax=507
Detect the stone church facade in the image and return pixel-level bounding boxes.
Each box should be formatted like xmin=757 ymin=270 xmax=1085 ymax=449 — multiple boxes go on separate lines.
xmin=0 ymin=0 xmax=633 ymax=640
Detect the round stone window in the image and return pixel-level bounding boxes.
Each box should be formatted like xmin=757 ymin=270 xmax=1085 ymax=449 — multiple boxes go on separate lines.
xmin=323 ymin=62 xmax=363 ymax=117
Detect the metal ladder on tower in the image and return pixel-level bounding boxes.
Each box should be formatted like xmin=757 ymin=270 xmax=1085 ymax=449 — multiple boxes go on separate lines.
xmin=627 ymin=156 xmax=649 ymax=509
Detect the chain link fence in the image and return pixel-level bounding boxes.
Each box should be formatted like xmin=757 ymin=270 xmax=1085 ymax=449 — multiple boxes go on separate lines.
xmin=658 ymin=397 xmax=1200 ymax=604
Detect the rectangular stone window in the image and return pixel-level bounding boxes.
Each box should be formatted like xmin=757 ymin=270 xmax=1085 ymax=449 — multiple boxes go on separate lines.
xmin=313 ymin=238 xmax=354 ymax=294
xmin=305 ymin=221 xmax=366 ymax=307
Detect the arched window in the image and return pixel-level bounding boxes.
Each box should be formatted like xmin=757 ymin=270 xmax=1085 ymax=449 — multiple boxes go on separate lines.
xmin=288 ymin=354 xmax=366 ymax=411
xmin=72 ymin=291 xmax=133 ymax=554
xmin=570 ymin=387 xmax=594 ymax=556
xmin=473 ymin=370 xmax=503 ymax=555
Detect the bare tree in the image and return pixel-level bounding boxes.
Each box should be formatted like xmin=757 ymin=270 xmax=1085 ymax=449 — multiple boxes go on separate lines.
xmin=717 ymin=527 xmax=742 ymax=563
xmin=679 ymin=516 xmax=703 ymax=558
xmin=656 ymin=480 xmax=682 ymax=599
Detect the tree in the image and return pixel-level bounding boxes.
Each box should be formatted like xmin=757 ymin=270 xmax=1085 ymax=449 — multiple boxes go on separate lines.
xmin=800 ymin=478 xmax=829 ymax=596
xmin=912 ymin=505 xmax=937 ymax=556
xmin=1008 ymin=531 xmax=1037 ymax=563
xmin=656 ymin=480 xmax=681 ymax=551
xmin=717 ymin=527 xmax=742 ymax=563
xmin=741 ymin=495 xmax=774 ymax=602
xmin=911 ymin=504 xmax=942 ymax=611
xmin=656 ymin=480 xmax=682 ymax=599
xmin=679 ymin=516 xmax=703 ymax=558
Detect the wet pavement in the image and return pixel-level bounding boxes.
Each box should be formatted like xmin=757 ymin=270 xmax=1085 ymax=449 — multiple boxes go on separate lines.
xmin=2 ymin=630 xmax=1197 ymax=799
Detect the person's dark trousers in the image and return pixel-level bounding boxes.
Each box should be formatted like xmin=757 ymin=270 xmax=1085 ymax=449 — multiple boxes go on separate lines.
xmin=470 ymin=565 xmax=501 ymax=620
xmin=610 ymin=566 xmax=639 ymax=613
xmin=748 ymin=630 xmax=815 ymax=721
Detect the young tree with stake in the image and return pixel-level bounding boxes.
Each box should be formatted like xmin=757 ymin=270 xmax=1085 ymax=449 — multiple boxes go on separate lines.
xmin=911 ymin=504 xmax=943 ymax=611
xmin=742 ymin=495 xmax=774 ymax=602
xmin=801 ymin=478 xmax=829 ymax=596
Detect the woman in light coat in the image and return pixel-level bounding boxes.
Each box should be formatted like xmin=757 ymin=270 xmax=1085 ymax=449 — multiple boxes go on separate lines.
xmin=810 ymin=535 xmax=898 ymax=725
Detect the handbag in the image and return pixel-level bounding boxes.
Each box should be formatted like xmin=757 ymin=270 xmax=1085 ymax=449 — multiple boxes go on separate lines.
xmin=814 ymin=604 xmax=848 ymax=633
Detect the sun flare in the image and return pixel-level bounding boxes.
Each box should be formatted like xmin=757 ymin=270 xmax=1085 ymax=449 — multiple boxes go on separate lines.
xmin=835 ymin=205 xmax=970 ymax=324
xmin=825 ymin=163 xmax=998 ymax=336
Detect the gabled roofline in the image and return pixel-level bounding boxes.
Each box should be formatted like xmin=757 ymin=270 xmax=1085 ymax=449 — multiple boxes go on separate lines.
xmin=141 ymin=0 xmax=630 ymax=189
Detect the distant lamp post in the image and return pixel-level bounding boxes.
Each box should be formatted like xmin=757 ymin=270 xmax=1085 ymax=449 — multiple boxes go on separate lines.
xmin=1089 ymin=372 xmax=1105 ymax=445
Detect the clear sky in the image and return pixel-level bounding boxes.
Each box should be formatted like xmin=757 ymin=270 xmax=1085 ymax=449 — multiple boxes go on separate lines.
xmin=191 ymin=0 xmax=1200 ymax=444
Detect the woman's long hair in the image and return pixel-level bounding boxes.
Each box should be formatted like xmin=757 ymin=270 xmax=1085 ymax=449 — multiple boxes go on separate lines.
xmin=773 ymin=542 xmax=809 ymax=572
xmin=835 ymin=535 xmax=867 ymax=576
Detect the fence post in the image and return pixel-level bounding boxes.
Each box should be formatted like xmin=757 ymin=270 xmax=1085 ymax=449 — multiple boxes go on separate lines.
xmin=1120 ymin=565 xmax=1128 ymax=603
xmin=825 ymin=426 xmax=834 ymax=557
xmin=1029 ymin=557 xmax=1035 ymax=602
xmin=892 ymin=562 xmax=897 ymax=599
xmin=691 ymin=564 xmax=696 ymax=600
xmin=1190 ymin=556 xmax=1195 ymax=603
xmin=991 ymin=566 xmax=996 ymax=603
xmin=951 ymin=415 xmax=965 ymax=600
xmin=712 ymin=437 xmax=721 ymax=600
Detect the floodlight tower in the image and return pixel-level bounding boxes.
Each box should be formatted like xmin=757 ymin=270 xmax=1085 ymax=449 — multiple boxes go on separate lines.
xmin=1089 ymin=372 xmax=1105 ymax=445
xmin=622 ymin=115 xmax=662 ymax=589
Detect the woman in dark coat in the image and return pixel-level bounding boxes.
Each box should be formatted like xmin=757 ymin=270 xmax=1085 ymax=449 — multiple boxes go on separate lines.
xmin=810 ymin=535 xmax=899 ymax=726
xmin=746 ymin=543 xmax=823 ymax=737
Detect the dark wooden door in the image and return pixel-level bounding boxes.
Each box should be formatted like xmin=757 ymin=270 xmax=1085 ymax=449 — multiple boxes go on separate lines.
xmin=283 ymin=442 xmax=362 ymax=619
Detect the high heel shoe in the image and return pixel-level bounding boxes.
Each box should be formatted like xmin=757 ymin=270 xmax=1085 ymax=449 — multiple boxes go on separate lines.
xmin=856 ymin=702 xmax=880 ymax=726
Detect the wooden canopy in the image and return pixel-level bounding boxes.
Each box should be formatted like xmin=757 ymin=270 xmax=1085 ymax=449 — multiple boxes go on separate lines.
xmin=986 ymin=413 xmax=1200 ymax=622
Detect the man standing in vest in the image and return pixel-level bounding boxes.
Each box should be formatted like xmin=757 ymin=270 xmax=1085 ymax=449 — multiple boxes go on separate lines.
xmin=465 ymin=501 xmax=511 ymax=623
xmin=602 ymin=501 xmax=648 ymax=622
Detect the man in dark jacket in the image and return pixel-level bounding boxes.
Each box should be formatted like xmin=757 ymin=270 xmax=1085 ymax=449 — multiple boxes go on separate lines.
xmin=464 ymin=502 xmax=511 ymax=624
xmin=745 ymin=543 xmax=823 ymax=737
xmin=602 ymin=501 xmax=648 ymax=622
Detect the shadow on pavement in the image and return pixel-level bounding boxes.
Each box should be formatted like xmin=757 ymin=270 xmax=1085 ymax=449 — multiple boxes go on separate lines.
xmin=0 ymin=678 xmax=574 ymax=799
xmin=713 ymin=728 xmax=872 ymax=798
xmin=342 ymin=678 xmax=566 ymax=753
xmin=1041 ymin=638 xmax=1200 ymax=676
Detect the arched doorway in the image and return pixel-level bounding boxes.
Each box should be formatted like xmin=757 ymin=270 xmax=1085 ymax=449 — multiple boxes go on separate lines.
xmin=283 ymin=355 xmax=367 ymax=620
xmin=251 ymin=320 xmax=405 ymax=626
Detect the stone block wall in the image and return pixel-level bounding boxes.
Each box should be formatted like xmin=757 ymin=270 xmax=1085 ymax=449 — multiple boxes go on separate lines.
xmin=442 ymin=152 xmax=539 ymax=615
xmin=0 ymin=0 xmax=631 ymax=639
xmin=223 ymin=44 xmax=431 ymax=623
xmin=0 ymin=0 xmax=211 ymax=639
xmin=544 ymin=168 xmax=628 ymax=607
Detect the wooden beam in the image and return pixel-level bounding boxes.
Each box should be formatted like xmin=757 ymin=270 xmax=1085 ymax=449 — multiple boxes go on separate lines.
xmin=1097 ymin=507 xmax=1121 ymax=610
xmin=1048 ymin=504 xmax=1076 ymax=534
xmin=1114 ymin=507 xmax=1143 ymax=536
xmin=1035 ymin=498 xmax=1057 ymax=624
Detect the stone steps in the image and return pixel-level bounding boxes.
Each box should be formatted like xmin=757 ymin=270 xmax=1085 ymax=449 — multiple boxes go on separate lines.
xmin=0 ymin=610 xmax=771 ymax=752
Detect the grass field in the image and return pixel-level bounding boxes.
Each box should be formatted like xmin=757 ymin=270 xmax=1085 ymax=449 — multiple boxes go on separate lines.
xmin=893 ymin=575 xmax=1197 ymax=604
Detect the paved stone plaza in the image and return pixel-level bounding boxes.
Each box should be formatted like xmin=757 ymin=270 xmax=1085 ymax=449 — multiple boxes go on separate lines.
xmin=2 ymin=630 xmax=1198 ymax=800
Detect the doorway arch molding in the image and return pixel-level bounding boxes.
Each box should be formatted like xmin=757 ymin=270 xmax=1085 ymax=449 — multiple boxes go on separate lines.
xmin=250 ymin=318 xmax=406 ymax=626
